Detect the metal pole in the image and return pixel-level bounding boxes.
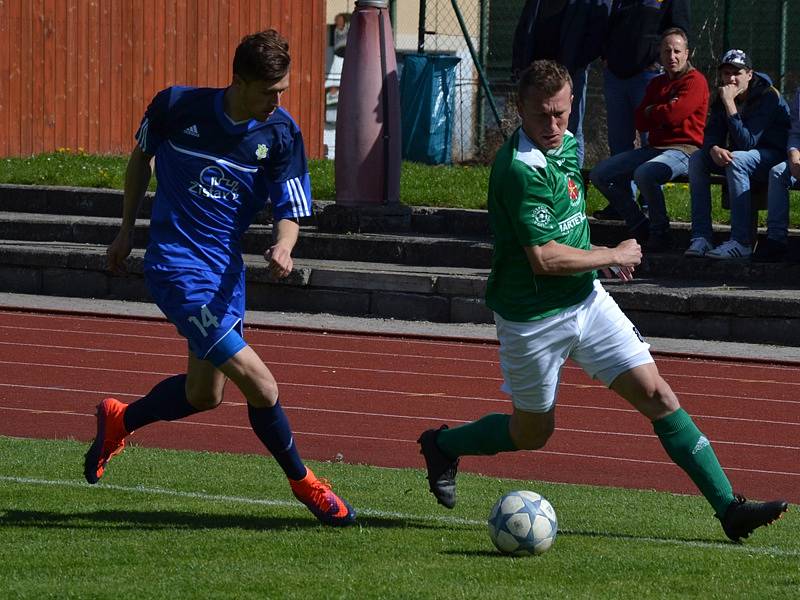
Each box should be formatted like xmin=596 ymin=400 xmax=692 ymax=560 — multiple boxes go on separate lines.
xmin=417 ymin=0 xmax=426 ymax=53
xmin=778 ymin=0 xmax=788 ymax=93
xmin=450 ymin=0 xmax=504 ymax=136
xmin=389 ymin=0 xmax=397 ymax=38
xmin=476 ymin=0 xmax=488 ymax=150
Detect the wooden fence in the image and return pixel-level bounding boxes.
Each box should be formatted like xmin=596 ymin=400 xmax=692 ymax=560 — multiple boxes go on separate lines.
xmin=0 ymin=0 xmax=326 ymax=158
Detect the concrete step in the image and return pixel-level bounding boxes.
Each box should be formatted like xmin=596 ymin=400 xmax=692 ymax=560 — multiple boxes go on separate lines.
xmin=0 ymin=212 xmax=494 ymax=269
xmin=3 ymin=211 xmax=800 ymax=285
xmin=2 ymin=239 xmax=799 ymax=346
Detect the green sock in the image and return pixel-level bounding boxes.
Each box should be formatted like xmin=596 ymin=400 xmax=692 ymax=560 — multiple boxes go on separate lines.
xmin=436 ymin=413 xmax=517 ymax=459
xmin=653 ymin=408 xmax=735 ymax=517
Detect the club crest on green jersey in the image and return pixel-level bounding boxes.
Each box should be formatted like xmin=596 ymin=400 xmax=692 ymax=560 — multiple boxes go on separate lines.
xmin=532 ymin=205 xmax=553 ymax=227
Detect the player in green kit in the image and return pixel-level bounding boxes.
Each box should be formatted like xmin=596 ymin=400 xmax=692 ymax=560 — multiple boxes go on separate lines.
xmin=417 ymin=60 xmax=788 ymax=542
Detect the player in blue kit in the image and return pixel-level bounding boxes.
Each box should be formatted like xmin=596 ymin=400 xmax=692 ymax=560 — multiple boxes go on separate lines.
xmin=83 ymin=30 xmax=355 ymax=526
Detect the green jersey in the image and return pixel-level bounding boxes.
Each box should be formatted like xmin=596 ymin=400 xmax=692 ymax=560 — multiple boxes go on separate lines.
xmin=485 ymin=128 xmax=595 ymax=322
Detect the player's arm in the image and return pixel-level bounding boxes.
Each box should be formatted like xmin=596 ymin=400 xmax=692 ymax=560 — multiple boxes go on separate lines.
xmin=107 ymin=145 xmax=154 ymax=273
xmin=265 ymin=218 xmax=299 ymax=279
xmin=524 ymin=238 xmax=641 ymax=280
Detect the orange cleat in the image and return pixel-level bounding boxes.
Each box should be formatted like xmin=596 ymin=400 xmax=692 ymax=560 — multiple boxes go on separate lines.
xmin=83 ymin=398 xmax=129 ymax=484
xmin=289 ymin=468 xmax=356 ymax=526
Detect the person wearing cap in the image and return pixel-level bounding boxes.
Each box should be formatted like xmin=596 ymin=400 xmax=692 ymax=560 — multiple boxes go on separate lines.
xmin=754 ymin=87 xmax=800 ymax=262
xmin=590 ymin=28 xmax=707 ymax=252
xmin=685 ymin=49 xmax=790 ymax=259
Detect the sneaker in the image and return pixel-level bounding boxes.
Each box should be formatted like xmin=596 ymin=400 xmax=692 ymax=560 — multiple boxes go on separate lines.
xmin=83 ymin=398 xmax=129 ymax=484
xmin=751 ymin=237 xmax=788 ymax=263
xmin=290 ymin=468 xmax=356 ymax=526
xmin=719 ymin=494 xmax=788 ymax=542
xmin=417 ymin=425 xmax=459 ymax=509
xmin=592 ymin=205 xmax=623 ymax=221
xmin=644 ymin=229 xmax=673 ymax=253
xmin=706 ymin=239 xmax=752 ymax=260
xmin=684 ymin=237 xmax=713 ymax=257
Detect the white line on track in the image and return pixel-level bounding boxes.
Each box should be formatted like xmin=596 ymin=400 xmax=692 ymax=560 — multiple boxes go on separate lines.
xmin=1 ymin=406 xmax=798 ymax=476
xmin=3 ymin=321 xmax=800 ymax=380
xmin=4 ymin=336 xmax=800 ymax=392
xmin=1 ymin=475 xmax=797 ymax=558
xmin=3 ymin=356 xmax=800 ymax=408
xmin=4 ymin=311 xmax=800 ymax=375
xmin=3 ymin=380 xmax=800 ymax=431
xmin=0 ymin=325 xmax=501 ymax=365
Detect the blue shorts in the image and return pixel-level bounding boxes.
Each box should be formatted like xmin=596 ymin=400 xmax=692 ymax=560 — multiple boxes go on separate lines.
xmin=144 ymin=265 xmax=247 ymax=367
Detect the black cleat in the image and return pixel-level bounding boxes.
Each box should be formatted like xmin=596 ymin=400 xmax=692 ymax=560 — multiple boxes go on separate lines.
xmin=417 ymin=425 xmax=459 ymax=509
xmin=719 ymin=494 xmax=788 ymax=542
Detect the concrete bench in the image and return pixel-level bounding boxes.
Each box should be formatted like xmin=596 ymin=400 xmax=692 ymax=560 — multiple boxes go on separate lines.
xmin=581 ymin=168 xmax=772 ymax=242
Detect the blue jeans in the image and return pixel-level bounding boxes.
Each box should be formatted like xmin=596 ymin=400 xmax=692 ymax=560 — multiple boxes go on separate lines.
xmin=689 ymin=148 xmax=785 ymax=245
xmin=569 ymin=65 xmax=589 ymax=167
xmin=590 ymin=147 xmax=689 ymax=232
xmin=603 ymin=67 xmax=660 ymax=155
xmin=766 ymin=161 xmax=795 ymax=243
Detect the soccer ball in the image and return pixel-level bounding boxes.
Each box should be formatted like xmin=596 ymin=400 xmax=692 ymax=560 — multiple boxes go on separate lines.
xmin=487 ymin=490 xmax=558 ymax=556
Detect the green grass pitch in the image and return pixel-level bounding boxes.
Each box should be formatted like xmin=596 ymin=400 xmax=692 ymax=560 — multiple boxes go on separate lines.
xmin=0 ymin=436 xmax=797 ymax=599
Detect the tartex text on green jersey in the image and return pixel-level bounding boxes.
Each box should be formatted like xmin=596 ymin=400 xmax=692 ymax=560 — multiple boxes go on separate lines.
xmin=486 ymin=128 xmax=595 ymax=322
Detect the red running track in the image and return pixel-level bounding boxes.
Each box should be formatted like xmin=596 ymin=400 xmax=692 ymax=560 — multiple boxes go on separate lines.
xmin=1 ymin=308 xmax=799 ymax=503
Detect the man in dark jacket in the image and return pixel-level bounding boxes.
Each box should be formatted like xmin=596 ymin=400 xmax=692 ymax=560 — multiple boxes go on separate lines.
xmin=511 ymin=0 xmax=611 ymax=166
xmin=594 ymin=0 xmax=690 ymax=219
xmin=685 ymin=49 xmax=790 ymax=260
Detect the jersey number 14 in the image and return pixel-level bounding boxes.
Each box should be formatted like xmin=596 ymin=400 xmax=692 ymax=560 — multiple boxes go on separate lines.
xmin=188 ymin=304 xmax=220 ymax=338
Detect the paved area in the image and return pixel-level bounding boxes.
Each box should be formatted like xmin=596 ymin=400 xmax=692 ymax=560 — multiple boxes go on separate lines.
xmin=3 ymin=292 xmax=799 ymax=363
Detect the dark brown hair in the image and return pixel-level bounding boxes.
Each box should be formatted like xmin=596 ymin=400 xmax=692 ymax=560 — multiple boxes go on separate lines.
xmin=517 ymin=60 xmax=572 ymax=103
xmin=661 ymin=27 xmax=689 ymax=46
xmin=233 ymin=29 xmax=290 ymax=82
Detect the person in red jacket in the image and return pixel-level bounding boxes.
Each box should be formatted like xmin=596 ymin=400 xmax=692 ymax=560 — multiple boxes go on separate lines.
xmin=590 ymin=28 xmax=708 ymax=251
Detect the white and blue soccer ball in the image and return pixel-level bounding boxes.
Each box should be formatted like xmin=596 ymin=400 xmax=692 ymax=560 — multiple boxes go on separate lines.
xmin=487 ymin=490 xmax=558 ymax=556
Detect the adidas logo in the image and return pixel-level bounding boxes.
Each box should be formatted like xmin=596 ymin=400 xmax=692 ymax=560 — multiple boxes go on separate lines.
xmin=183 ymin=124 xmax=200 ymax=137
xmin=692 ymin=435 xmax=710 ymax=455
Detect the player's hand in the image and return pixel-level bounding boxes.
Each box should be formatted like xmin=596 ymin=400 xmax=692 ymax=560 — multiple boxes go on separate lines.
xmin=789 ymin=160 xmax=800 ymax=181
xmin=106 ymin=229 xmax=134 ymax=274
xmin=265 ymin=243 xmax=293 ymax=279
xmin=710 ymin=145 xmax=734 ymax=168
xmin=611 ymin=238 xmax=642 ymax=269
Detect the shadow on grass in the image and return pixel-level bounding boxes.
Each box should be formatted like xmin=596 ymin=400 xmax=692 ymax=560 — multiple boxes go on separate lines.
xmin=0 ymin=509 xmax=450 ymax=531
xmin=444 ymin=527 xmax=735 ymax=554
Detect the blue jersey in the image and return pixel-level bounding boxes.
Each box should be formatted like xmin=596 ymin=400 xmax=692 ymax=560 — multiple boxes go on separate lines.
xmin=136 ymin=86 xmax=312 ymax=273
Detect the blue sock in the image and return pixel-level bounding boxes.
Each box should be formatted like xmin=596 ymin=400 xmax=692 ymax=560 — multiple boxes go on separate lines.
xmin=247 ymin=400 xmax=307 ymax=481
xmin=122 ymin=374 xmax=200 ymax=432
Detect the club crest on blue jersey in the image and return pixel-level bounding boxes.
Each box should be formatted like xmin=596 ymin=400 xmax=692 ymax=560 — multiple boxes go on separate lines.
xmin=188 ymin=165 xmax=241 ymax=202
xmin=256 ymin=144 xmax=269 ymax=159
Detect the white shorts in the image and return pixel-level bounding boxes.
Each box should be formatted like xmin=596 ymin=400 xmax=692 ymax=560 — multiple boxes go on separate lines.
xmin=495 ymin=280 xmax=653 ymax=413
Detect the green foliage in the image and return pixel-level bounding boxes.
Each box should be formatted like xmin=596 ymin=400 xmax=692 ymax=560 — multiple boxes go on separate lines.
xmin=2 ymin=153 xmax=800 ymax=226
xmin=1 ymin=436 xmax=798 ymax=599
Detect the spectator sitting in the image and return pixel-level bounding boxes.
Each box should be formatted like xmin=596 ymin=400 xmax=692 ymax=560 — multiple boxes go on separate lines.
xmin=754 ymin=86 xmax=800 ymax=262
xmin=685 ymin=49 xmax=790 ymax=260
xmin=590 ymin=28 xmax=707 ymax=252
xmin=593 ymin=0 xmax=691 ymax=220
xmin=511 ymin=0 xmax=611 ymax=167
